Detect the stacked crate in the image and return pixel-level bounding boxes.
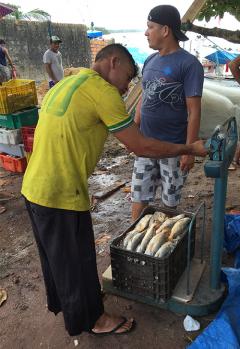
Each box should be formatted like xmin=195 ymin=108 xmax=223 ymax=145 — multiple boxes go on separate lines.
xmin=0 ymin=79 xmax=39 ymax=173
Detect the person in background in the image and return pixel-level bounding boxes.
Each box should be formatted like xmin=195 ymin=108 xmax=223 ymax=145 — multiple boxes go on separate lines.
xmin=43 ymin=35 xmax=64 ymax=89
xmin=131 ymin=5 xmax=204 ymax=221
xmin=0 ymin=39 xmax=14 ymax=83
xmin=21 ymin=44 xmax=207 ymax=337
xmin=229 ymin=56 xmax=240 ymax=165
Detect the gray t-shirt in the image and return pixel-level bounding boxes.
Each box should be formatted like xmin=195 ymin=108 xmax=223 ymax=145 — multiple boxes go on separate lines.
xmin=43 ymin=49 xmax=64 ymax=82
xmin=141 ymin=49 xmax=204 ymax=144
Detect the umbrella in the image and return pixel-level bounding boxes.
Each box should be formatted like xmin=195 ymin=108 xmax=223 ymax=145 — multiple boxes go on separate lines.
xmin=205 ymin=50 xmax=238 ymax=65
xmin=0 ymin=3 xmax=14 ymax=19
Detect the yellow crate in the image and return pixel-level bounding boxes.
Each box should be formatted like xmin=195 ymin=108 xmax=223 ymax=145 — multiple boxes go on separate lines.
xmin=0 ymin=79 xmax=38 ymax=114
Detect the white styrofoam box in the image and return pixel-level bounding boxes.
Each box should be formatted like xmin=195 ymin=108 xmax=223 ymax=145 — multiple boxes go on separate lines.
xmin=0 ymin=128 xmax=22 ymax=145
xmin=0 ymin=143 xmax=24 ymax=157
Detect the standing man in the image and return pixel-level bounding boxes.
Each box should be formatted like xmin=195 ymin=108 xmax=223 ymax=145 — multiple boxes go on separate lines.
xmin=131 ymin=5 xmax=204 ymax=220
xmin=21 ymin=44 xmax=206 ymax=337
xmin=229 ymin=56 xmax=240 ymax=165
xmin=0 ymin=39 xmax=14 ymax=83
xmin=43 ymin=35 xmax=64 ymax=89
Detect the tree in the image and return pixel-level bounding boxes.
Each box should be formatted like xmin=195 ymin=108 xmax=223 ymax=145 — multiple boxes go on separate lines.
xmin=5 ymin=4 xmax=50 ymax=21
xmin=182 ymin=0 xmax=240 ymax=44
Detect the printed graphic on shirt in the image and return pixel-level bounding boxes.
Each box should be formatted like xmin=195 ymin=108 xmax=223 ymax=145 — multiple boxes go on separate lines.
xmin=142 ymin=76 xmax=185 ymax=112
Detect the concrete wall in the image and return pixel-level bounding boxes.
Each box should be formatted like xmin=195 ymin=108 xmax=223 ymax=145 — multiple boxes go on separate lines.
xmin=0 ymin=19 xmax=91 ymax=81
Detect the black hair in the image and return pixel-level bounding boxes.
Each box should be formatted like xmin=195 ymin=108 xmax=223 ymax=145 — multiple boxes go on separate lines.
xmin=0 ymin=39 xmax=6 ymax=45
xmin=95 ymin=43 xmax=138 ymax=78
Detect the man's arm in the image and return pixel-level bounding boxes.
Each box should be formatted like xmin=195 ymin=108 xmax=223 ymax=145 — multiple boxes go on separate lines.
xmin=180 ymin=96 xmax=202 ymax=172
xmin=44 ymin=63 xmax=58 ymax=82
xmin=134 ymin=96 xmax=142 ymax=126
xmin=3 ymin=48 xmax=14 ymax=68
xmin=114 ymin=123 xmax=206 ymax=159
xmin=229 ymin=56 xmax=240 ymax=85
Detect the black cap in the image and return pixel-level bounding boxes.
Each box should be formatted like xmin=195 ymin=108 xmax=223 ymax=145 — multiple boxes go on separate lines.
xmin=148 ymin=5 xmax=188 ymax=42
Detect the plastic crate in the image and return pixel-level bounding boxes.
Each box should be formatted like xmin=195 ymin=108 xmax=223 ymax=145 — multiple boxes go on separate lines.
xmin=0 ymin=128 xmax=22 ymax=145
xmin=110 ymin=206 xmax=195 ymax=303
xmin=0 ymin=143 xmax=24 ymax=157
xmin=21 ymin=126 xmax=36 ymax=152
xmin=0 ymin=107 xmax=39 ymax=129
xmin=0 ymin=79 xmax=38 ymax=114
xmin=0 ymin=153 xmax=27 ymax=173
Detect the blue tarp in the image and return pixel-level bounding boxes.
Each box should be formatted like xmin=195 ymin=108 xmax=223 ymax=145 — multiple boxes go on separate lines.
xmin=205 ymin=50 xmax=238 ymax=65
xmin=87 ymin=30 xmax=102 ymax=39
xmin=189 ymin=215 xmax=240 ymax=348
xmin=189 ymin=268 xmax=240 ymax=349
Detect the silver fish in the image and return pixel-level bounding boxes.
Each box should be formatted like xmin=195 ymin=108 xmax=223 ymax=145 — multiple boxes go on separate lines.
xmin=156 ymin=214 xmax=185 ymax=233
xmin=155 ymin=241 xmax=175 ymax=258
xmin=123 ymin=214 xmax=152 ymax=247
xmin=136 ymin=223 xmax=158 ymax=254
xmin=145 ymin=229 xmax=169 ymax=256
xmin=134 ymin=214 xmax=153 ymax=232
xmin=149 ymin=211 xmax=168 ymax=226
xmin=123 ymin=230 xmax=139 ymax=248
xmin=127 ymin=231 xmax=146 ymax=251
xmin=168 ymin=217 xmax=191 ymax=241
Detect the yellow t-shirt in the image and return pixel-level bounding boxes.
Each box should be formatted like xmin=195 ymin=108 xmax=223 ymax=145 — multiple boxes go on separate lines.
xmin=21 ymin=68 xmax=133 ymax=211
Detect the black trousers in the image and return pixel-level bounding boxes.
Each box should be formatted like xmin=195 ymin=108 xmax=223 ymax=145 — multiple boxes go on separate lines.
xmin=25 ymin=198 xmax=104 ymax=336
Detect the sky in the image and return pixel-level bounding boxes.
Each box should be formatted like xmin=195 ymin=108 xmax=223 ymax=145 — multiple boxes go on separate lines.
xmin=3 ymin=0 xmax=219 ymax=29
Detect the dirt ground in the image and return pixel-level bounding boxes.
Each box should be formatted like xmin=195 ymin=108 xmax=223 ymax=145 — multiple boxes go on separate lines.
xmin=0 ymin=135 xmax=240 ymax=349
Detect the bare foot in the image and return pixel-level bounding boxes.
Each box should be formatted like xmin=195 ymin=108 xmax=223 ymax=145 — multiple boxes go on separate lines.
xmin=92 ymin=312 xmax=134 ymax=334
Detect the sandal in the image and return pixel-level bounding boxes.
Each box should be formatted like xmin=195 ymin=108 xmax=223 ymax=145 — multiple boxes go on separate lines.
xmin=90 ymin=316 xmax=135 ymax=336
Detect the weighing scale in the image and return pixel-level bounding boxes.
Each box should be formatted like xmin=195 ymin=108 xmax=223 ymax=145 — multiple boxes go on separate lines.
xmin=102 ymin=116 xmax=238 ymax=316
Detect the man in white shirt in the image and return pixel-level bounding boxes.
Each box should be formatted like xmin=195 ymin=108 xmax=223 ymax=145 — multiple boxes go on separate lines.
xmin=43 ymin=36 xmax=64 ymax=88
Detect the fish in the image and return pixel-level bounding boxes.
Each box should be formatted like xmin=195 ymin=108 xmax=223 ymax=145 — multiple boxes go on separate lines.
xmin=123 ymin=214 xmax=152 ymax=247
xmin=134 ymin=214 xmax=153 ymax=232
xmin=168 ymin=217 xmax=191 ymax=241
xmin=145 ymin=228 xmax=170 ymax=256
xmin=123 ymin=229 xmax=140 ymax=248
xmin=149 ymin=211 xmax=168 ymax=226
xmin=136 ymin=223 xmax=158 ymax=253
xmin=126 ymin=231 xmax=146 ymax=251
xmin=155 ymin=241 xmax=175 ymax=258
xmin=156 ymin=214 xmax=185 ymax=233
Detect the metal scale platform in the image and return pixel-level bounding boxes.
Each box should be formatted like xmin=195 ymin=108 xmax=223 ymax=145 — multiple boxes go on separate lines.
xmin=102 ymin=117 xmax=238 ymax=316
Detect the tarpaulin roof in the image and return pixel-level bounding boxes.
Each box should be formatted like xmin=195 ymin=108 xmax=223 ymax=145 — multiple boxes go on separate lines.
xmin=87 ymin=30 xmax=102 ymax=39
xmin=0 ymin=3 xmax=14 ymax=19
xmin=205 ymin=50 xmax=239 ymax=65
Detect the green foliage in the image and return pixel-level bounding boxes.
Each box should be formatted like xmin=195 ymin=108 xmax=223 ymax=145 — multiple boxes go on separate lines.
xmin=198 ymin=0 xmax=240 ymax=22
xmin=6 ymin=4 xmax=50 ymax=21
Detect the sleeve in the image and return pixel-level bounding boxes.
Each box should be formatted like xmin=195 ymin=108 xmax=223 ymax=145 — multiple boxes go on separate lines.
xmin=43 ymin=51 xmax=52 ymax=64
xmin=183 ymin=58 xmax=204 ymax=97
xmin=97 ymin=86 xmax=134 ymax=133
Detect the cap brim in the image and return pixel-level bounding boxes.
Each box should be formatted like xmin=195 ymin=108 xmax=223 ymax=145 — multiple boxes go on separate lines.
xmin=52 ymin=40 xmax=62 ymax=43
xmin=174 ymin=30 xmax=189 ymax=41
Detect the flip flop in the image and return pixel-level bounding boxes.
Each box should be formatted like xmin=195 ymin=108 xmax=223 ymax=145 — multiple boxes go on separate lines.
xmin=90 ymin=317 xmax=135 ymax=336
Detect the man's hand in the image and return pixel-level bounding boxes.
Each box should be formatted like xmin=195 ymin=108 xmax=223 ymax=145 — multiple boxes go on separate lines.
xmin=190 ymin=139 xmax=208 ymax=158
xmin=180 ymin=155 xmax=195 ymax=172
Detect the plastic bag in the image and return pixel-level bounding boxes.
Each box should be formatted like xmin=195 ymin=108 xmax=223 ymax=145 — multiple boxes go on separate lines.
xmin=224 ymin=214 xmax=240 ymax=254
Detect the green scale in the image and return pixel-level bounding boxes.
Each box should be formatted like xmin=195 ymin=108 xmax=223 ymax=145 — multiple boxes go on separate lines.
xmin=102 ymin=116 xmax=238 ymax=316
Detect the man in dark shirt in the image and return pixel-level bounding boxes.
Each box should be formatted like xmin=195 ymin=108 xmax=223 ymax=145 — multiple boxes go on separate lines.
xmin=0 ymin=39 xmax=14 ymax=83
xmin=131 ymin=5 xmax=204 ymax=220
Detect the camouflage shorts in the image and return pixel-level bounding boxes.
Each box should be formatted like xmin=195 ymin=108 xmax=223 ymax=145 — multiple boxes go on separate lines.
xmin=0 ymin=64 xmax=11 ymax=83
xmin=131 ymin=156 xmax=188 ymax=207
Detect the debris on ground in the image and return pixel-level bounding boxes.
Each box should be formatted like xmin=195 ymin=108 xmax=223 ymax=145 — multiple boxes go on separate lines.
xmin=0 ymin=288 xmax=7 ymax=306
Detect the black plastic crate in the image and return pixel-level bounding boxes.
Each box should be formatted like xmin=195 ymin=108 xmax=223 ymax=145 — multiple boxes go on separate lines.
xmin=110 ymin=206 xmax=195 ymax=303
